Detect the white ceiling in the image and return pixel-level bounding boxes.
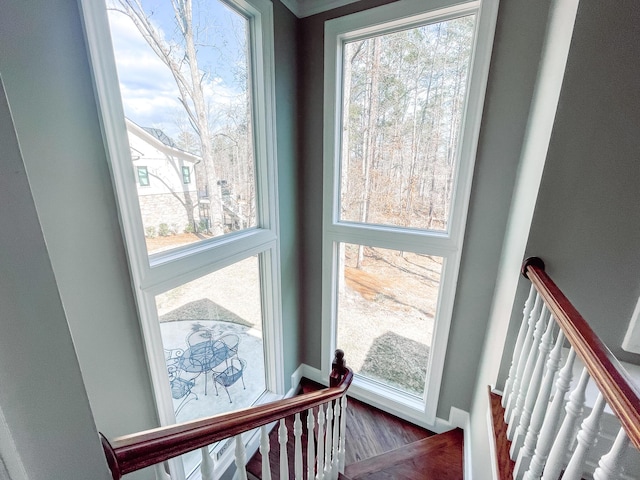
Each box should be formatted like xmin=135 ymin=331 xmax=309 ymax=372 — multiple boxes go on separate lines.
xmin=279 ymin=0 xmax=362 ymax=18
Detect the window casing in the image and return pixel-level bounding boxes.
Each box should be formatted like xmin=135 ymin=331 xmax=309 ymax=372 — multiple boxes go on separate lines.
xmin=182 ymin=166 xmax=191 ymax=185
xmin=137 ymin=166 xmax=149 ymax=186
xmin=79 ymin=0 xmax=282 ymax=477
xmin=322 ymin=0 xmax=498 ymax=426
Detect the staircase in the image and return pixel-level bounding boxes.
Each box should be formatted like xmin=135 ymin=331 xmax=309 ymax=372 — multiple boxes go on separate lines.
xmin=99 ymin=353 xmax=465 ymax=480
xmin=246 ymin=379 xmax=464 ymax=480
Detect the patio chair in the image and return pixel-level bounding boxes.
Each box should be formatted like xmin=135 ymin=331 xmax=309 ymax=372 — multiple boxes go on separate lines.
xmin=212 ymin=357 xmax=246 ymax=403
xmin=216 ymin=334 xmax=239 ymax=362
xmin=166 ymin=363 xmax=197 ymax=416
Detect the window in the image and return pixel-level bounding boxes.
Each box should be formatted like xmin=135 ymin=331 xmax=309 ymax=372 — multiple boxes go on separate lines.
xmin=137 ymin=166 xmax=149 ymax=186
xmin=182 ymin=166 xmax=191 ymax=185
xmin=80 ymin=0 xmax=282 ymax=478
xmin=322 ymin=0 xmax=498 ymax=425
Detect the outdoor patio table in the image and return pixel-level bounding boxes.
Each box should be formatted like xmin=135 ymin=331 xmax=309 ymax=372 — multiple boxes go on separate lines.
xmin=178 ymin=340 xmax=230 ymax=394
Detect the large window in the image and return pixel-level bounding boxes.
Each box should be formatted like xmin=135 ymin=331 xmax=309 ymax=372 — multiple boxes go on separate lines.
xmin=322 ymin=0 xmax=497 ymax=425
xmin=80 ymin=0 xmax=281 ymax=478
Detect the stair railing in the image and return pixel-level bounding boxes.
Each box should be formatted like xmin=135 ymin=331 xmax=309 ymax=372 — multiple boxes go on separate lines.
xmin=101 ymin=350 xmax=353 ymax=480
xmin=501 ymin=257 xmax=640 ymax=479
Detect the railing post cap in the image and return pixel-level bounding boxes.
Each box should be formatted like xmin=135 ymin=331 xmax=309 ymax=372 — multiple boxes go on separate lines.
xmin=522 ymin=257 xmax=545 ymax=279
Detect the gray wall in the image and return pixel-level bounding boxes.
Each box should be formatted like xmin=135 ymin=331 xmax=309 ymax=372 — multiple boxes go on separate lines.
xmin=521 ymin=0 xmax=640 ymax=365
xmin=272 ymin=0 xmax=302 ymax=389
xmin=499 ymin=0 xmax=640 ymax=387
xmin=470 ymin=1 xmax=640 ymax=478
xmin=0 ymin=0 xmax=158 ymax=443
xmin=0 ymin=78 xmax=111 ymax=480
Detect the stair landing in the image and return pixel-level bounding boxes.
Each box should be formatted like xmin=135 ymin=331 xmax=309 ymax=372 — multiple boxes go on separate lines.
xmin=344 ymin=427 xmax=464 ymax=480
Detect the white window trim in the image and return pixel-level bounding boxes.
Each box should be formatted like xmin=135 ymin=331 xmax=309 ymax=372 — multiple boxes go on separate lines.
xmin=321 ymin=0 xmax=499 ymax=426
xmin=622 ymin=295 xmax=640 ymax=354
xmin=78 ymin=0 xmax=282 ymax=478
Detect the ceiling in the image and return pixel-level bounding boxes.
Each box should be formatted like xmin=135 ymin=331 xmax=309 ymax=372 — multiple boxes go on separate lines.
xmin=279 ymin=0 xmax=362 ymax=18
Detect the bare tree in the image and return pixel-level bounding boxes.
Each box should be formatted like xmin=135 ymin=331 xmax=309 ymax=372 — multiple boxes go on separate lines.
xmin=110 ymin=0 xmax=225 ymax=234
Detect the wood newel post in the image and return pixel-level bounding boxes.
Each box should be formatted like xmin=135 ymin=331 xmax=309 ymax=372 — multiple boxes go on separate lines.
xmin=100 ymin=433 xmax=121 ymax=480
xmin=521 ymin=256 xmax=545 ymax=279
xmin=330 ymin=350 xmax=347 ymax=387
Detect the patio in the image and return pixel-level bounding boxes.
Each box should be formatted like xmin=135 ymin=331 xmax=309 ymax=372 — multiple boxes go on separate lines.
xmin=160 ymin=319 xmax=267 ymax=424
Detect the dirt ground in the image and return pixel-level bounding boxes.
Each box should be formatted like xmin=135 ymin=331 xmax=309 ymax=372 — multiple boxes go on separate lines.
xmin=146 ymin=232 xmax=213 ymax=255
xmin=338 ymin=247 xmax=441 ymax=395
xmin=146 ymin=234 xmax=439 ymax=396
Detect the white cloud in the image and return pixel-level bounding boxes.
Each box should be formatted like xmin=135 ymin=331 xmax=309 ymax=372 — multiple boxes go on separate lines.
xmin=106 ymin=5 xmax=249 ymax=140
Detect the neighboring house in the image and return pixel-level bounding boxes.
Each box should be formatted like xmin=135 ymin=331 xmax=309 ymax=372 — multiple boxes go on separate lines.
xmin=0 ymin=1 xmax=639 ymax=480
xmin=126 ymin=119 xmax=205 ymax=235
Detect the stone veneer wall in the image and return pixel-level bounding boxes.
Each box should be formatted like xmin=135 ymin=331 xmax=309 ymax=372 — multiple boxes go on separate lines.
xmin=138 ymin=192 xmax=200 ymax=234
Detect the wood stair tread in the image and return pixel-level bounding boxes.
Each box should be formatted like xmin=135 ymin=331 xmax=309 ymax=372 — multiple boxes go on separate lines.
xmin=344 ymin=428 xmax=464 ymax=480
xmin=488 ymin=388 xmax=515 ymax=480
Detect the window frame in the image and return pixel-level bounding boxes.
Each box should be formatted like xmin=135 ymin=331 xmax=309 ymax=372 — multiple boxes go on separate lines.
xmin=181 ymin=166 xmax=191 ymax=185
xmin=322 ymin=0 xmax=498 ymax=426
xmin=136 ymin=165 xmax=149 ymax=186
xmin=79 ymin=0 xmax=282 ymax=477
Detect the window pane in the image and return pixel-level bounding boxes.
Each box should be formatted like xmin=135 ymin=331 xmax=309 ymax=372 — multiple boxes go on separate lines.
xmin=107 ymin=0 xmax=257 ymax=256
xmin=155 ymin=255 xmax=265 ymax=475
xmin=340 ymin=15 xmax=475 ymax=232
xmin=335 ymin=244 xmax=442 ymax=398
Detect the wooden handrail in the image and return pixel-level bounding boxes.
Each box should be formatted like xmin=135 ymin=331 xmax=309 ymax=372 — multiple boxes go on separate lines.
xmin=101 ymin=350 xmax=352 ymax=479
xmin=522 ymin=257 xmax=640 ymax=451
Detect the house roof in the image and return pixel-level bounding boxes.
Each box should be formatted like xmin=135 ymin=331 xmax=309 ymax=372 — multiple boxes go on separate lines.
xmin=142 ymin=126 xmax=178 ymax=149
xmin=125 ymin=118 xmax=201 ymax=163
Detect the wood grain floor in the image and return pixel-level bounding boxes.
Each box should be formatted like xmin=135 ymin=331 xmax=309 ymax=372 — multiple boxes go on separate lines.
xmin=488 ymin=387 xmax=515 ymax=480
xmin=345 ymin=428 xmax=464 ymax=480
xmin=246 ymin=378 xmax=465 ymax=479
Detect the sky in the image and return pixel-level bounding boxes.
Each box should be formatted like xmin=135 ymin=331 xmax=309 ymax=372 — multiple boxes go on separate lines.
xmin=106 ymin=0 xmax=249 ymax=141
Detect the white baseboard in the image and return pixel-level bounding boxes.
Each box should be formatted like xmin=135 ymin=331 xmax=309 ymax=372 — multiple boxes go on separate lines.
xmin=289 ymin=363 xmax=326 ymax=392
xmin=449 ymin=407 xmax=471 ymax=480
xmin=487 ymin=405 xmax=499 ymax=480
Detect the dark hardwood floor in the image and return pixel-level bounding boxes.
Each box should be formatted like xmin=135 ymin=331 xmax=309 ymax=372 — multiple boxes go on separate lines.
xmin=246 ymin=378 xmax=464 ymax=479
xmin=488 ymin=387 xmax=515 ymax=480
xmin=344 ymin=428 xmax=464 ymax=480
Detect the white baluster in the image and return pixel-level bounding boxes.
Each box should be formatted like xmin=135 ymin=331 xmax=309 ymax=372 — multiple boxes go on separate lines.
xmin=542 ymin=367 xmax=590 ymax=480
xmin=154 ymin=463 xmax=171 ymax=480
xmin=508 ymin=306 xmax=550 ymax=440
xmin=279 ymin=418 xmax=290 ymax=480
xmin=515 ymin=329 xmax=565 ymax=479
xmin=294 ymin=412 xmax=303 ymax=480
xmin=511 ymin=317 xmax=555 ymax=459
xmin=235 ymin=435 xmax=248 ymax=480
xmin=323 ymin=402 xmax=334 ymax=480
xmin=331 ymin=400 xmax=340 ymax=478
xmin=338 ymin=395 xmax=348 ymax=473
xmin=316 ymin=404 xmax=325 ymax=480
xmin=525 ymin=347 xmax=577 ymax=480
xmin=200 ymin=446 xmax=215 ymax=480
xmin=506 ymin=294 xmax=543 ymax=420
xmin=307 ymin=407 xmax=316 ymax=480
xmin=563 ymin=393 xmax=606 ymax=480
xmin=261 ymin=425 xmax=272 ymax=480
xmin=503 ymin=286 xmax=537 ymax=408
xmin=593 ymin=427 xmax=631 ymax=480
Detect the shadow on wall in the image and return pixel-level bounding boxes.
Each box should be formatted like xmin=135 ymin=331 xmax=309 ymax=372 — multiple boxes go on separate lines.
xmin=361 ymin=331 xmax=429 ymax=395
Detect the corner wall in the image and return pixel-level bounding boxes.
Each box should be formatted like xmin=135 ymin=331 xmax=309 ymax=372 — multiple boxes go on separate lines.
xmin=0 ymin=0 xmax=159 ymax=446
xmin=0 ymin=77 xmax=111 ymax=480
